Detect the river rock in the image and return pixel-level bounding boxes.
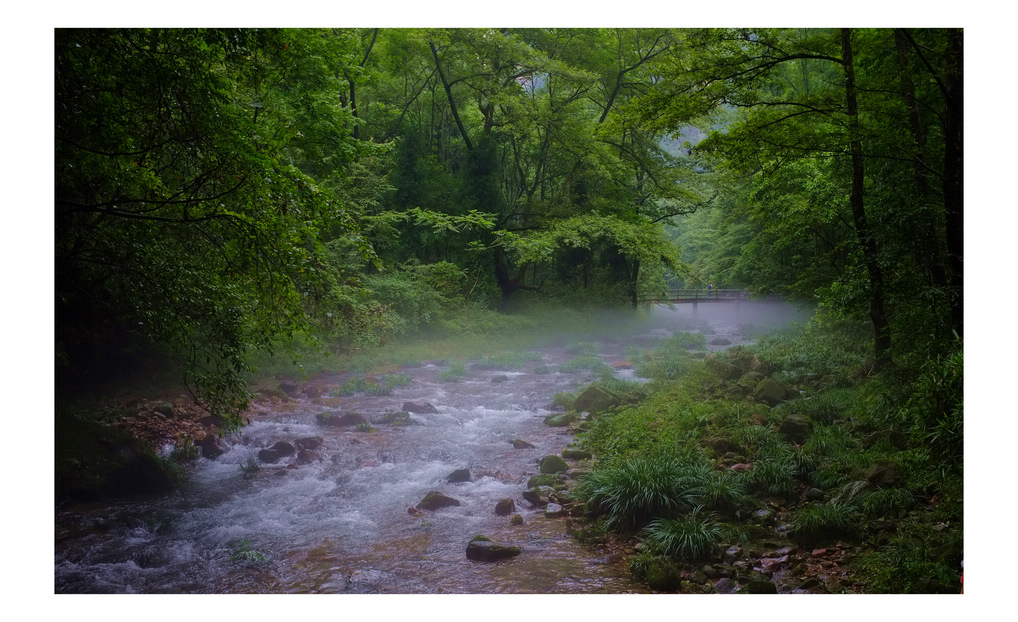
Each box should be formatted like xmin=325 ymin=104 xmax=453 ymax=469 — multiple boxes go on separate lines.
xmin=738 ymin=371 xmax=766 ymax=388
xmin=465 ymin=535 xmax=522 ymax=562
xmin=749 ymin=355 xmax=772 ymax=376
xmin=511 ymin=439 xmax=535 ymax=449
xmin=705 ymin=354 xmax=741 ymax=380
xmin=296 ymin=449 xmax=321 ymax=465
xmin=258 ymin=441 xmax=296 ymax=463
xmin=544 ymin=412 xmax=578 ymax=427
xmin=510 ymin=513 xmax=524 ymax=525
xmin=302 ymin=385 xmax=320 ymax=398
xmin=754 ymin=378 xmax=788 ymax=406
xmin=446 ymin=468 xmax=471 ymax=483
xmin=573 ymin=385 xmax=622 ymax=416
xmin=746 ymin=579 xmax=778 ymax=594
xmin=153 ymin=402 xmax=175 ymax=417
xmin=544 ymin=503 xmax=565 ymax=518
xmin=491 ymin=375 xmax=509 ymax=383
xmin=294 ymin=436 xmax=324 ymax=451
xmin=523 ymin=486 xmax=555 ymax=506
xmin=540 ymin=454 xmax=569 ymax=474
xmin=562 ymin=448 xmax=592 ymax=460
xmin=279 ymin=382 xmax=300 ymax=397
xmin=416 ymin=490 xmax=461 ymax=511
xmin=864 ymin=459 xmax=904 ymax=487
xmin=777 ymin=414 xmax=811 ymax=444
xmin=494 ymin=498 xmax=515 ymax=516
xmin=316 ymin=411 xmax=368 ymax=427
xmin=710 ymin=337 xmax=732 ymax=346
xmin=402 ymin=401 xmax=438 ymax=414
xmin=196 ymin=434 xmax=227 ymax=459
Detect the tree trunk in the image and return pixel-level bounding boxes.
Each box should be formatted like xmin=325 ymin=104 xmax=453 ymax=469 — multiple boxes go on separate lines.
xmin=942 ymin=29 xmax=964 ymax=339
xmin=841 ymin=28 xmax=892 ymax=370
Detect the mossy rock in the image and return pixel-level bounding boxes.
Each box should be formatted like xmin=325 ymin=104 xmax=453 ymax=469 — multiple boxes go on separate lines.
xmin=510 ymin=513 xmax=524 ymax=525
xmin=562 ymin=448 xmax=592 ymax=460
xmin=638 ymin=556 xmax=682 ymax=592
xmin=540 ymin=454 xmax=569 ymax=474
xmin=738 ymin=371 xmax=766 ymax=388
xmin=754 ymin=378 xmax=789 ymax=406
xmin=544 ymin=412 xmax=578 ymax=427
xmin=55 ymin=414 xmax=177 ymax=501
xmin=416 ymin=490 xmax=461 ymax=511
xmin=705 ymin=354 xmax=741 ymax=381
xmin=573 ymin=385 xmax=622 ymax=415
xmin=466 ymin=535 xmax=522 ymax=562
xmin=494 ymin=498 xmax=515 ymax=516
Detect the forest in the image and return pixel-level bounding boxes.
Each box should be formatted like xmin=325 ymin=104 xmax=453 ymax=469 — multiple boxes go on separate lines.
xmin=54 ymin=27 xmax=964 ymax=596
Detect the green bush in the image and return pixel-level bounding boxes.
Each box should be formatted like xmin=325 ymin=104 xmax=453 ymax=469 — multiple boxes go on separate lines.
xmin=439 ymin=360 xmax=468 ymax=381
xmin=790 ymin=500 xmax=856 ymax=544
xmin=643 ymin=507 xmax=724 ymax=562
xmin=576 ymin=456 xmax=699 ymax=531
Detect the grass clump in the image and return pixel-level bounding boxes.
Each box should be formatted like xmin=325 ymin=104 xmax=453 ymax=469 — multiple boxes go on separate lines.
xmin=472 ymin=351 xmax=543 ymax=370
xmin=560 ymin=355 xmax=613 ymax=375
xmin=789 ymin=500 xmax=857 ymax=545
xmin=439 ymin=360 xmax=468 ymax=381
xmin=576 ymin=455 xmax=698 ymax=531
xmin=643 ymin=507 xmax=724 ymax=562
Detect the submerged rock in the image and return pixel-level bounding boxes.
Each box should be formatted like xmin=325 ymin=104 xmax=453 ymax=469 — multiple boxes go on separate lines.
xmin=258 ymin=441 xmax=296 ymax=463
xmin=416 ymin=490 xmax=461 ymax=511
xmin=466 ymin=535 xmax=522 ymax=562
xmin=196 ymin=434 xmax=227 ymax=459
xmin=446 ymin=468 xmax=471 ymax=484
xmin=316 ymin=412 xmax=368 ymax=427
xmin=511 ymin=439 xmax=535 ymax=449
xmin=402 ymin=401 xmax=438 ymax=414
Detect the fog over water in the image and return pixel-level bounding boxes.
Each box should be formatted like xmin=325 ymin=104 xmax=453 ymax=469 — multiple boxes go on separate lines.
xmin=54 ymin=300 xmax=811 ymax=594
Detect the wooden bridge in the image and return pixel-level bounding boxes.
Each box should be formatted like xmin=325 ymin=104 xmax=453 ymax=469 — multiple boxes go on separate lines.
xmin=638 ymin=289 xmax=752 ymax=305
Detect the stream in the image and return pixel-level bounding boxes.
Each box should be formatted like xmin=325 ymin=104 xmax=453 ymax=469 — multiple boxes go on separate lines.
xmin=54 ymin=303 xmax=799 ymax=594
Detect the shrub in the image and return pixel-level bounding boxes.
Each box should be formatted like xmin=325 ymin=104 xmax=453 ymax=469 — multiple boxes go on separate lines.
xmin=790 ymin=500 xmax=856 ymax=544
xmin=439 ymin=360 xmax=467 ymax=381
xmin=576 ymin=456 xmax=698 ymax=531
xmin=643 ymin=507 xmax=724 ymax=562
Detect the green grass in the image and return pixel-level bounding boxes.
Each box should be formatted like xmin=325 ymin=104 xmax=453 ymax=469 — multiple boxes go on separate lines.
xmin=643 ymin=507 xmax=724 ymax=562
xmin=472 ymin=351 xmax=543 ymax=370
xmin=439 ymin=360 xmax=468 ymax=381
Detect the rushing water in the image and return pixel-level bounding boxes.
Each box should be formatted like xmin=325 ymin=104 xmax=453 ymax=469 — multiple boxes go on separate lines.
xmin=54 ymin=303 xmax=800 ymax=594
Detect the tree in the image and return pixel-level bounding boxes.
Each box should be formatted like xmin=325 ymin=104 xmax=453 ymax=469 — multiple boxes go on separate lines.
xmin=56 ymin=29 xmax=374 ymax=428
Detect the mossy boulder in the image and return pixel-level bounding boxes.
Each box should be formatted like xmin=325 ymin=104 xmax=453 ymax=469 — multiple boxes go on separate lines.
xmin=540 ymin=454 xmax=569 ymax=474
xmin=543 ymin=412 xmax=578 ymax=427
xmin=494 ymin=498 xmax=516 ymax=516
xmin=466 ymin=535 xmax=522 ymax=561
xmin=416 ymin=490 xmax=462 ymax=511
xmin=863 ymin=459 xmax=904 ymax=487
xmin=573 ymin=385 xmax=622 ymax=416
xmin=705 ymin=354 xmax=741 ymax=381
xmin=777 ymin=414 xmax=811 ymax=444
xmin=738 ymin=371 xmax=766 ymax=388
xmin=562 ymin=448 xmax=592 ymax=460
xmin=754 ymin=378 xmax=789 ymax=406
xmin=56 ymin=414 xmax=177 ymax=501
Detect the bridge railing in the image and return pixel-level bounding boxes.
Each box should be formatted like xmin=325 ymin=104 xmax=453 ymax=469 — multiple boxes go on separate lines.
xmin=637 ymin=289 xmax=751 ymax=304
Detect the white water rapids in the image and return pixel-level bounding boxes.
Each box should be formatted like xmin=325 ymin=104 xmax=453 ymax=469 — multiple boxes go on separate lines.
xmin=54 ymin=303 xmax=802 ymax=593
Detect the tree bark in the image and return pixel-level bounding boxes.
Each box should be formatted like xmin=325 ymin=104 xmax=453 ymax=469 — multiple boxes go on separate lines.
xmin=429 ymin=41 xmax=473 ymax=151
xmin=942 ymin=29 xmax=964 ymax=338
xmin=841 ymin=28 xmax=892 ymax=370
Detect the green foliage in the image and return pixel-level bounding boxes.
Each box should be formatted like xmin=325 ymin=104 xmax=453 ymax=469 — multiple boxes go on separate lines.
xmin=858 ymin=521 xmax=962 ymax=593
xmin=472 ymin=351 xmax=543 ymax=370
xmin=789 ymin=500 xmax=857 ymax=544
xmin=576 ymin=455 xmax=699 ymax=531
xmin=439 ymin=360 xmax=468 ymax=382
xmin=643 ymin=507 xmax=724 ymax=562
